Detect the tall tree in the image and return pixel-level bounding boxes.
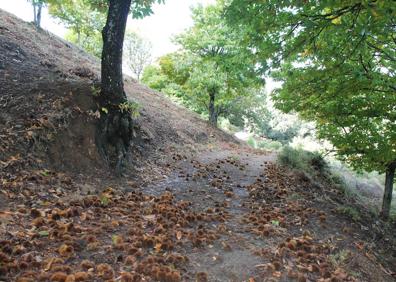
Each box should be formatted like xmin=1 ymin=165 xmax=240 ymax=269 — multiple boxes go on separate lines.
xmin=28 ymin=0 xmax=44 ymax=28
xmin=142 ymin=52 xmax=273 ymax=133
xmin=175 ymin=3 xmax=262 ymax=127
xmin=124 ymin=30 xmax=152 ymax=81
xmin=95 ymin=0 xmax=133 ymax=173
xmin=48 ymin=0 xmax=164 ymax=173
xmin=94 ymin=0 xmax=163 ymax=173
xmin=227 ymin=0 xmax=396 ymax=218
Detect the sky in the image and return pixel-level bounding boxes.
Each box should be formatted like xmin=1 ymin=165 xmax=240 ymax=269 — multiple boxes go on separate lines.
xmin=0 ymin=0 xmax=214 ymax=59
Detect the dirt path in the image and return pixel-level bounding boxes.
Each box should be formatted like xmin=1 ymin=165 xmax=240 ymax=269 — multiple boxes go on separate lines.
xmin=138 ymin=148 xmax=393 ymax=282
xmin=1 ymin=148 xmax=394 ymax=282
xmin=142 ymin=150 xmax=276 ymax=281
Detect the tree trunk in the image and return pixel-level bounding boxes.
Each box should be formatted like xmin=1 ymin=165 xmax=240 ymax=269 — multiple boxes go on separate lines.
xmin=380 ymin=161 xmax=396 ymax=220
xmin=208 ymin=91 xmax=218 ymax=127
xmin=96 ymin=0 xmax=133 ymax=175
xmin=33 ymin=4 xmax=37 ymax=26
xmin=36 ymin=2 xmax=42 ymax=28
xmin=77 ymin=30 xmax=81 ymax=45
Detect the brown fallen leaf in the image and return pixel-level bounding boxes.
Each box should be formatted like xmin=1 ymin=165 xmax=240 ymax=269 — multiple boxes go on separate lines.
xmin=155 ymin=243 xmax=162 ymax=252
xmin=58 ymin=244 xmax=74 ymax=257
xmin=44 ymin=257 xmax=55 ymax=271
xmin=176 ymin=231 xmax=182 ymax=240
xmin=272 ymin=271 xmax=281 ymax=278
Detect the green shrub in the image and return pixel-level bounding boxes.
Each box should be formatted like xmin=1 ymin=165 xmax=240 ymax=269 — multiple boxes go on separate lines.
xmin=257 ymin=139 xmax=283 ymax=151
xmin=247 ymin=136 xmax=257 ymax=148
xmin=278 ymin=146 xmax=328 ymax=175
xmin=246 ymin=136 xmax=283 ymax=151
xmin=336 ymin=205 xmax=361 ymax=221
xmin=218 ymin=118 xmax=240 ymax=134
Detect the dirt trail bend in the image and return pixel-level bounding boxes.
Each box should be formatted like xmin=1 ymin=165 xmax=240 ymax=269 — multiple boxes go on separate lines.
xmin=1 ymin=147 xmax=394 ymax=282
xmin=143 ymin=149 xmax=276 ymax=281
xmin=138 ymin=148 xmax=393 ymax=282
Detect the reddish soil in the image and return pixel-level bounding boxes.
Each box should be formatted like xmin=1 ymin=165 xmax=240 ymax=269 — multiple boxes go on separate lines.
xmin=0 ymin=8 xmax=395 ymax=282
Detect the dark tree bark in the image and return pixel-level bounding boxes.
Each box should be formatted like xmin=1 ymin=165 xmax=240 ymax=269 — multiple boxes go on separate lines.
xmin=96 ymin=0 xmax=133 ymax=175
xmin=380 ymin=161 xmax=396 ymax=220
xmin=208 ymin=91 xmax=218 ymax=127
xmin=77 ymin=30 xmax=81 ymax=45
xmin=36 ymin=2 xmax=42 ymax=28
xmin=33 ymin=4 xmax=36 ymax=25
xmin=32 ymin=1 xmax=43 ymax=28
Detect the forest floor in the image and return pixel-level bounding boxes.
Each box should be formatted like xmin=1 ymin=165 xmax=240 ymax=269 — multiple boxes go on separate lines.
xmin=0 ymin=8 xmax=395 ymax=282
xmin=1 ymin=144 xmax=396 ymax=282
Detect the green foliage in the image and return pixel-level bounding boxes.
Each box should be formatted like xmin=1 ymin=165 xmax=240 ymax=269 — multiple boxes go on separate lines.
xmin=257 ymin=140 xmax=283 ymax=151
xmin=278 ymin=146 xmax=328 ymax=175
xmin=142 ymin=54 xmax=269 ymax=130
xmin=119 ymin=101 xmax=140 ymax=118
xmin=100 ymin=194 xmax=109 ymax=206
xmin=246 ymin=136 xmax=283 ymax=151
xmin=329 ymin=250 xmax=351 ymax=267
xmin=217 ymin=118 xmax=239 ymax=134
xmin=141 ymin=1 xmax=267 ymax=128
xmin=265 ymin=126 xmax=300 ymax=145
xmin=227 ymin=0 xmax=396 ymax=176
xmin=82 ymin=0 xmax=165 ymax=19
xmin=141 ymin=65 xmax=169 ymax=91
xmin=65 ymin=29 xmax=102 ymax=57
xmin=142 ymin=53 xmax=300 ymax=140
xmin=46 ymin=0 xmax=164 ymax=57
xmin=47 ymin=0 xmax=105 ymax=56
xmin=271 ymin=219 xmax=280 ymax=226
xmin=28 ymin=0 xmax=46 ymax=3
xmin=90 ymin=85 xmax=101 ymax=97
xmin=247 ymin=96 xmax=302 ymax=145
xmin=48 ymin=0 xmax=105 ymax=38
xmin=172 ymin=2 xmax=263 ymax=126
xmin=246 ymin=137 xmax=257 ymax=148
xmin=158 ymin=53 xmax=190 ymax=86
xmin=336 ymin=205 xmax=361 ymax=221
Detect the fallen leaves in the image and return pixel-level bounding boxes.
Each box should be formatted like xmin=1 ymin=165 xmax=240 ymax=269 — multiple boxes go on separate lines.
xmin=154 ymin=242 xmax=162 ymax=252
xmin=0 ymin=152 xmax=391 ymax=282
xmin=97 ymin=263 xmax=114 ymax=280
xmin=176 ymin=230 xmax=182 ymax=240
xmin=0 ymin=182 xmax=228 ymax=281
xmin=58 ymin=244 xmax=74 ymax=257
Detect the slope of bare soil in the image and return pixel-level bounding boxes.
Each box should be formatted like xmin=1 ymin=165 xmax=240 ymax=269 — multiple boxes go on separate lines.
xmin=0 ymin=9 xmax=395 ymax=282
xmin=0 ymin=8 xmax=236 ymax=176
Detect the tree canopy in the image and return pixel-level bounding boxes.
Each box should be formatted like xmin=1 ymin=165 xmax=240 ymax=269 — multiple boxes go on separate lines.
xmin=171 ymin=2 xmax=263 ymax=127
xmin=227 ymin=0 xmax=396 ymax=218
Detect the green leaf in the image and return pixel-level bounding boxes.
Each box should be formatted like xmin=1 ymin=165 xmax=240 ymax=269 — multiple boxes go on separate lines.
xmin=100 ymin=195 xmax=109 ymax=206
xmin=271 ymin=220 xmax=280 ymax=226
xmin=38 ymin=230 xmax=49 ymax=236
